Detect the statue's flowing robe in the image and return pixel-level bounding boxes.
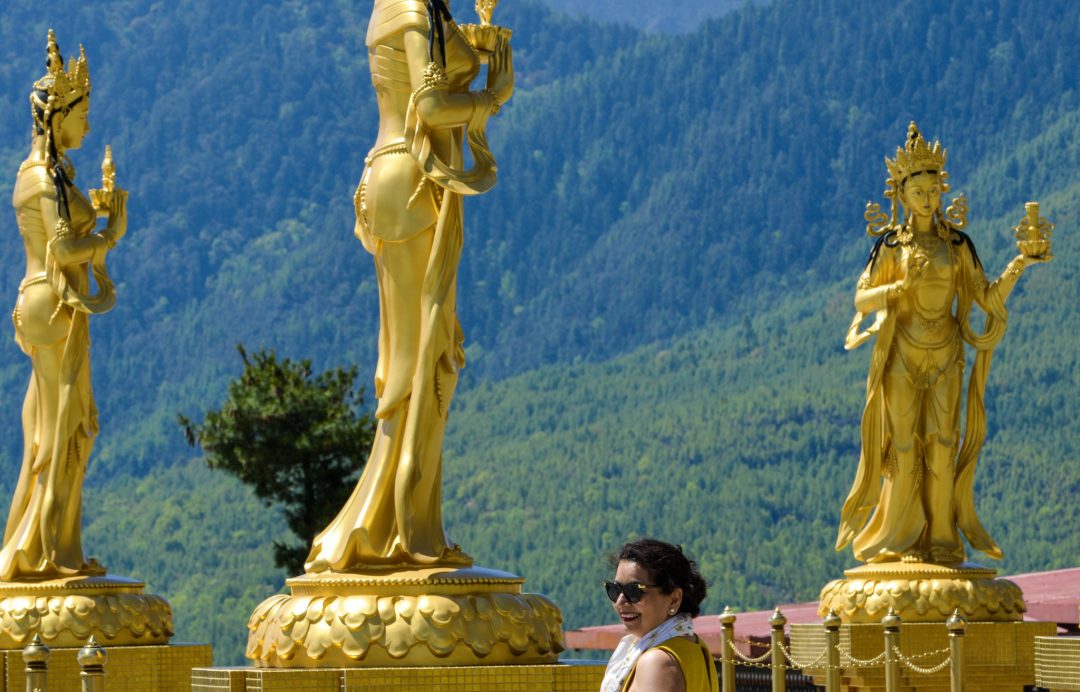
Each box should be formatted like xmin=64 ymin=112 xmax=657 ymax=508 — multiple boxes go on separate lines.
xmin=837 ymin=231 xmax=1007 ymax=562
xmin=306 ymin=0 xmax=496 ymax=570
xmin=1 ymin=163 xmax=114 ymax=579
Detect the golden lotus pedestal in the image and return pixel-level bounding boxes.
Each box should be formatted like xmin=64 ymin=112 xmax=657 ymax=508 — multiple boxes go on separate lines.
xmin=245 ymin=565 xmax=566 ymax=666
xmin=818 ymin=562 xmax=1026 ymax=623
xmin=0 ymin=575 xmax=211 ymax=691
xmin=787 ymin=562 xmax=1055 ymax=691
xmin=208 ymin=566 xmax=598 ymax=691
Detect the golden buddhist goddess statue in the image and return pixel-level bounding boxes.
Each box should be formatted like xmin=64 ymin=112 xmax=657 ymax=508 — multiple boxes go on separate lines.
xmin=0 ymin=31 xmax=127 ymax=580
xmin=305 ymin=0 xmax=513 ymax=572
xmin=248 ymin=3 xmax=561 ymax=667
xmin=836 ymin=122 xmax=1050 ymax=565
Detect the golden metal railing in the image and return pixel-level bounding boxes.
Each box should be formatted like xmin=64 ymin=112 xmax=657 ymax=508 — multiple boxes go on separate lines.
xmin=769 ymin=608 xmax=787 ymax=692
xmin=78 ymin=637 xmax=108 ymax=692
xmin=717 ymin=607 xmax=968 ymax=692
xmin=23 ymin=634 xmax=49 ymax=692
xmin=21 ymin=636 xmax=109 ymax=692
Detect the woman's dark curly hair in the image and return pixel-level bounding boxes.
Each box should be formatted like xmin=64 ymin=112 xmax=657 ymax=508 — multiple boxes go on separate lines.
xmin=614 ymin=538 xmax=708 ymax=617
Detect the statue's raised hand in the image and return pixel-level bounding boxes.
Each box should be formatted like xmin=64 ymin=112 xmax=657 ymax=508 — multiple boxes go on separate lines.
xmin=900 ymin=248 xmax=929 ymax=291
xmin=486 ymin=36 xmax=513 ymax=105
xmin=107 ymin=189 xmax=128 ymax=244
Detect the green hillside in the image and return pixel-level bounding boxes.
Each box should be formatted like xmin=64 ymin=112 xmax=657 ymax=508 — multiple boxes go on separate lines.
xmin=535 ymin=0 xmax=755 ymax=33
xmin=443 ymin=195 xmax=1080 ymax=639
xmin=0 ymin=0 xmax=1076 ymax=665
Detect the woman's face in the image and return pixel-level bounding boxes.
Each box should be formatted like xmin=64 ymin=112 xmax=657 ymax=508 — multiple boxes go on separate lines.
xmin=611 ymin=560 xmax=682 ymax=638
xmin=57 ymin=99 xmax=90 ymax=150
xmin=901 ymin=171 xmax=941 ymax=221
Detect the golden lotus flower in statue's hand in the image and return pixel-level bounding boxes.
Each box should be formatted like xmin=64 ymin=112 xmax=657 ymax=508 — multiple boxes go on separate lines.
xmin=1014 ymin=201 xmax=1053 ymax=259
xmin=89 ymin=145 xmax=116 ymax=214
xmin=476 ymin=0 xmax=498 ymax=25
xmin=461 ymin=0 xmax=511 ymax=60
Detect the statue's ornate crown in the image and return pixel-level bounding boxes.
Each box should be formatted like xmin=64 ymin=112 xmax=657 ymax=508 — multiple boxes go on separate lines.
xmin=885 ymin=121 xmax=945 ymax=184
xmin=31 ymin=30 xmax=91 ymax=119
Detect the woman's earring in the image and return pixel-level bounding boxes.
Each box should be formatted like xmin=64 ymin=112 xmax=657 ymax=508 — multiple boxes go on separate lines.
xmin=668 ymin=608 xmax=676 ymax=615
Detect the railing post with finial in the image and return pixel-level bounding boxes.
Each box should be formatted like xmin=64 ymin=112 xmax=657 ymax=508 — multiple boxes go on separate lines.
xmin=23 ymin=634 xmax=50 ymax=692
xmin=718 ymin=606 xmax=736 ymax=692
xmin=823 ymin=609 xmax=841 ymax=692
xmin=770 ymin=607 xmax=787 ymax=692
xmin=882 ymin=609 xmax=901 ymax=692
xmin=947 ymin=610 xmax=966 ymax=692
xmin=78 ymin=636 xmax=107 ymax=692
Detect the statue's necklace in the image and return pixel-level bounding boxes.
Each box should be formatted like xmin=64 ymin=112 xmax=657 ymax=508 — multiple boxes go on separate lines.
xmin=911 ymin=232 xmax=942 ymax=255
xmin=907 ymin=231 xmax=952 ymax=328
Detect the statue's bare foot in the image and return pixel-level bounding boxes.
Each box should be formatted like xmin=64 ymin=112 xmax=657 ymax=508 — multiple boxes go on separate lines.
xmin=82 ymin=558 xmax=107 ymax=576
xmin=928 ymin=546 xmax=964 ymax=564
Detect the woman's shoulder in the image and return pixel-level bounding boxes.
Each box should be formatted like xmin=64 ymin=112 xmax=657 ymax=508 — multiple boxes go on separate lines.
xmin=366 ymin=0 xmax=430 ymax=48
xmin=631 ymin=646 xmax=685 ymax=690
xmin=655 ymin=634 xmax=710 ymax=663
xmin=653 ymin=635 xmax=718 ymax=691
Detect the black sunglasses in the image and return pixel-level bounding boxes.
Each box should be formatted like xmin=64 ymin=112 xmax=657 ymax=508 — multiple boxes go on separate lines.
xmin=604 ymin=580 xmax=656 ymax=604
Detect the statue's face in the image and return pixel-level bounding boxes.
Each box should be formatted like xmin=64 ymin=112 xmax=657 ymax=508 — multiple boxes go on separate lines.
xmin=901 ymin=171 xmax=941 ymax=221
xmin=58 ymin=99 xmax=90 ymax=150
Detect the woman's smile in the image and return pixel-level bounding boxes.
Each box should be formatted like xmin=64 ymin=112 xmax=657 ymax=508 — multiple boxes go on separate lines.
xmin=612 ymin=560 xmax=680 ymax=637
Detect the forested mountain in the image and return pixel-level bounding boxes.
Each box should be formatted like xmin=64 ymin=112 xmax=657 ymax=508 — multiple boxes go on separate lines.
xmin=0 ymin=0 xmax=1077 ymax=664
xmin=535 ymin=0 xmax=755 ymax=33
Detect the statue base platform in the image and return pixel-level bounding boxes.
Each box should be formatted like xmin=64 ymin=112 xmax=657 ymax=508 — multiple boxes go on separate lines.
xmin=194 ymin=660 xmax=604 ymax=691
xmin=818 ymin=562 xmax=1026 ymax=623
xmin=0 ymin=575 xmax=173 ymax=648
xmin=1 ymin=642 xmax=210 ymax=691
xmin=790 ymin=620 xmax=1055 ymax=691
xmin=1035 ymin=635 xmax=1080 ymax=691
xmin=246 ymin=566 xmax=564 ymax=667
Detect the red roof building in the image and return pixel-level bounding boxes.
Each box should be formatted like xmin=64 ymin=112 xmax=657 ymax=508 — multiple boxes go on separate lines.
xmin=565 ymin=566 xmax=1080 ymax=655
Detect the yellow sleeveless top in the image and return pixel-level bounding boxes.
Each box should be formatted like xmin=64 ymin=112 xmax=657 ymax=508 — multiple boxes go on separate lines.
xmin=622 ymin=635 xmax=720 ymax=692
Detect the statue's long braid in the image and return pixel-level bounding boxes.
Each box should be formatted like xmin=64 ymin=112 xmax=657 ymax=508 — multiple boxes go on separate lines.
xmin=427 ymin=0 xmax=453 ymax=66
xmin=32 ymin=83 xmax=81 ymax=225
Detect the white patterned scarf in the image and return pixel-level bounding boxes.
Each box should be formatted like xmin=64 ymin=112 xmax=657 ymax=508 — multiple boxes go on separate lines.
xmin=600 ymin=613 xmax=696 ymax=692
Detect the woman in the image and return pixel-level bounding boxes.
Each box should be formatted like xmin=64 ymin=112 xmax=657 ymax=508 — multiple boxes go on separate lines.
xmin=602 ymin=539 xmax=719 ymax=692
xmin=1 ymin=31 xmax=126 ymax=580
xmin=305 ymin=0 xmax=513 ymax=571
xmin=836 ymin=122 xmax=1048 ymax=565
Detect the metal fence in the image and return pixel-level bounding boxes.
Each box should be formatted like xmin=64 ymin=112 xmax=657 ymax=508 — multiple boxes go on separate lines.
xmin=21 ymin=634 xmax=107 ymax=692
xmin=718 ymin=607 xmax=968 ymax=692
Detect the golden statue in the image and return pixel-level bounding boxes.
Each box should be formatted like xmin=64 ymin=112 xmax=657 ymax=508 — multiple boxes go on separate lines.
xmin=247 ymin=0 xmax=563 ymax=667
xmin=817 ymin=122 xmax=1051 ymax=625
xmin=0 ymin=30 xmax=171 ymax=649
xmin=307 ymin=0 xmax=513 ymax=573
xmin=2 ymin=30 xmax=124 ymax=580
xmin=836 ymin=122 xmax=1051 ymax=566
